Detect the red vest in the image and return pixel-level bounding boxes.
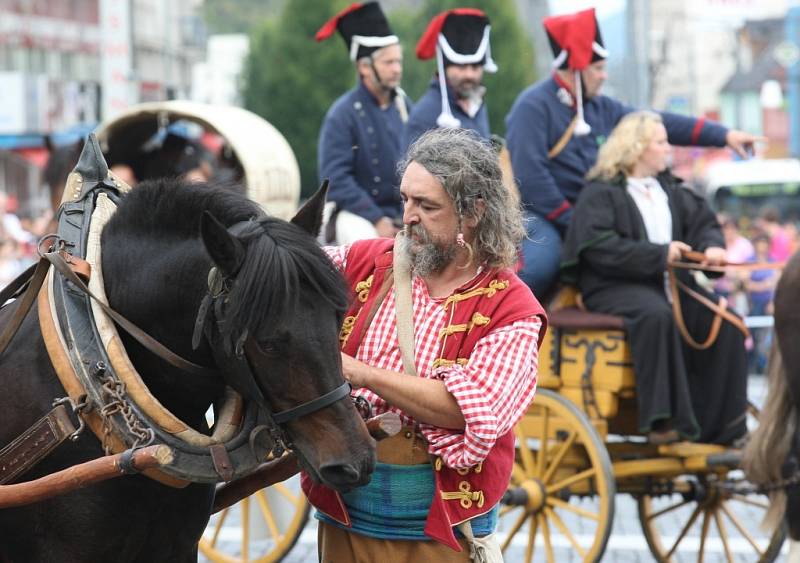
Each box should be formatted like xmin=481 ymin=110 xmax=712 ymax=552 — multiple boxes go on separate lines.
xmin=303 ymin=239 xmax=547 ymax=550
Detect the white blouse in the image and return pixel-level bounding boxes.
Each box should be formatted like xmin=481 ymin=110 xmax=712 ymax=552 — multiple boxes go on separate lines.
xmin=627 ymin=176 xmax=673 ymax=300
xmin=626 ymin=176 xmax=672 ymax=244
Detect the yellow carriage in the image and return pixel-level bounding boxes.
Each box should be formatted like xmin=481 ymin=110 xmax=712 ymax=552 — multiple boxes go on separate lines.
xmin=500 ymin=288 xmax=784 ymax=562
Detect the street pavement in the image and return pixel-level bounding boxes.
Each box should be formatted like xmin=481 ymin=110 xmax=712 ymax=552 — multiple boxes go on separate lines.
xmin=200 ymin=375 xmax=788 ymax=562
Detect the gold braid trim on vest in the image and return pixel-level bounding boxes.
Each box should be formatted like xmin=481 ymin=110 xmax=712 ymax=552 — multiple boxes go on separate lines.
xmin=431 ymin=357 xmax=469 ymax=369
xmin=355 ymin=274 xmax=373 ymax=303
xmin=339 ymin=315 xmax=357 ymax=345
xmin=339 ymin=275 xmax=376 ymax=344
xmin=437 ymin=312 xmax=491 ymax=339
xmin=440 ymin=480 xmax=485 ymax=509
xmin=442 ymin=279 xmax=509 ymax=310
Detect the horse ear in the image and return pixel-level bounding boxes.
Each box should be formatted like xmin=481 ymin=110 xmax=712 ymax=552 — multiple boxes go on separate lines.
xmin=201 ymin=211 xmax=245 ymax=277
xmin=290 ymin=180 xmax=328 ymax=237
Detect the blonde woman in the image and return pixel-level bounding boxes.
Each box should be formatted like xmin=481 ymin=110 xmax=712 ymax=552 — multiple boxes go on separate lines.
xmin=560 ymin=111 xmax=748 ymax=446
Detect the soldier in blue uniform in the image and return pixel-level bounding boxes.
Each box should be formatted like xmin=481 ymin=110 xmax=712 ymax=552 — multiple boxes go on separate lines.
xmin=316 ymin=2 xmax=412 ymax=243
xmin=505 ymin=8 xmax=759 ymax=296
xmin=404 ymin=8 xmax=496 ymax=150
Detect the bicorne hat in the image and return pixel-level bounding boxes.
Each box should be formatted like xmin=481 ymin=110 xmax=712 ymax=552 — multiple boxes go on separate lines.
xmin=542 ymin=8 xmax=608 ymax=136
xmin=316 ymin=2 xmax=398 ymax=61
xmin=415 ymin=8 xmax=497 ymax=128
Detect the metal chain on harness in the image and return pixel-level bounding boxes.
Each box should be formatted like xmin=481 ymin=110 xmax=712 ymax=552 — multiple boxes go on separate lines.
xmin=93 ymin=361 xmax=155 ymax=455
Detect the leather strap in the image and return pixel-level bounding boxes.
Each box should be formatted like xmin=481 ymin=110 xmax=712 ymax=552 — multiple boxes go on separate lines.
xmin=0 ymin=259 xmax=50 ymax=357
xmin=547 ymin=116 xmax=578 ymax=160
xmin=666 ymin=250 xmax=767 ymax=350
xmin=0 ymin=404 xmax=76 ymax=485
xmin=0 ymin=251 xmax=91 ymax=357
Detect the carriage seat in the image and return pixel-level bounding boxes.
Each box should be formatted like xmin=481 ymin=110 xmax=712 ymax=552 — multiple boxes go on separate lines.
xmin=536 ymin=287 xmax=635 ymax=421
xmin=548 ymin=307 xmax=625 ymax=332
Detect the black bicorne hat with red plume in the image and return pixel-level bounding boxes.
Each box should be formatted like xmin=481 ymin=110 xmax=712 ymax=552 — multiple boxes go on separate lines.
xmin=542 ymin=8 xmax=609 ymax=136
xmin=316 ymin=2 xmax=398 ymax=61
xmin=415 ymin=8 xmax=496 ymax=128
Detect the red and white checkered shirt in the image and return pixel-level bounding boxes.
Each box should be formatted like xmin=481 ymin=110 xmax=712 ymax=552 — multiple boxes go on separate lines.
xmin=326 ymin=245 xmax=541 ymax=469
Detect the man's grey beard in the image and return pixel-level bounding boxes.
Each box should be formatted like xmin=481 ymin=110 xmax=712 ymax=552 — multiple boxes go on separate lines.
xmin=400 ymin=226 xmax=456 ymax=277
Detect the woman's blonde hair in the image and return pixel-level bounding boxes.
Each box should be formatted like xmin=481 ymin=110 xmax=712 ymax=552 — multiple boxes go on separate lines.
xmin=587 ymin=111 xmax=663 ymax=181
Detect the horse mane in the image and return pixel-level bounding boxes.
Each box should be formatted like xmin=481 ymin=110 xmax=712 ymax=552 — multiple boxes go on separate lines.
xmin=105 ymin=178 xmax=349 ymax=350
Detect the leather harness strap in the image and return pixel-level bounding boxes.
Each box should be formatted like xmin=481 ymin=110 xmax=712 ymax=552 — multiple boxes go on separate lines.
xmin=0 ymin=249 xmax=91 ymax=357
xmin=0 ymin=259 xmax=50 ymax=357
xmin=667 ymin=250 xmax=782 ymax=350
xmin=0 ymin=404 xmax=77 ymax=485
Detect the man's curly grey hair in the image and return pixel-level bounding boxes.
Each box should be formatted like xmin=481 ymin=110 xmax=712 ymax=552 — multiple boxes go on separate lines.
xmin=398 ymin=128 xmax=524 ymax=269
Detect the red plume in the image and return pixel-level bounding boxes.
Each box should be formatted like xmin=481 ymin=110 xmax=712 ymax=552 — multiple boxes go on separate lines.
xmin=542 ymin=8 xmax=599 ymax=70
xmin=316 ymin=3 xmax=363 ymax=41
xmin=416 ymin=8 xmax=486 ymax=60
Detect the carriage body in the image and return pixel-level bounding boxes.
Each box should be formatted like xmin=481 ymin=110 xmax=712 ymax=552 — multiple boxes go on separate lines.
xmin=501 ymin=287 xmax=786 ymax=562
xmin=94 ymin=100 xmax=301 ymax=221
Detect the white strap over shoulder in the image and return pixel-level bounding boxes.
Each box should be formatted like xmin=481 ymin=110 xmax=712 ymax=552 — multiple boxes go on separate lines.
xmin=393 ymin=231 xmax=417 ymax=376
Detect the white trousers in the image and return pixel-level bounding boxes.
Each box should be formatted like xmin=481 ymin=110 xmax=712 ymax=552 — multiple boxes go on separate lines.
xmin=320 ymin=202 xmax=378 ymax=245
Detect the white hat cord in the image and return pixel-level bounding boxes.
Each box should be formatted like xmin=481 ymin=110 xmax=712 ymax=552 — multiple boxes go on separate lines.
xmin=573 ymin=70 xmax=591 ymax=136
xmin=435 ymin=46 xmax=461 ymax=128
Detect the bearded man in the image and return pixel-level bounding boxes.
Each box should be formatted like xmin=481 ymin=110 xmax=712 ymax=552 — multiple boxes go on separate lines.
xmin=316 ymin=2 xmax=412 ymax=244
xmin=302 ymin=128 xmax=546 ymax=562
xmin=403 ymin=9 xmax=497 ymax=150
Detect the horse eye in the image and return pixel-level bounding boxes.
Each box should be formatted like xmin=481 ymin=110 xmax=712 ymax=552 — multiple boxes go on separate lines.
xmin=257 ymin=341 xmax=278 ymax=355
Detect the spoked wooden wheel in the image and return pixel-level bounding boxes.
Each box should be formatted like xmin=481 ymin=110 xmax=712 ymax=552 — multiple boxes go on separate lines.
xmin=199 ymin=474 xmax=309 ymax=563
xmin=638 ymin=471 xmax=785 ymax=562
xmin=498 ymin=388 xmax=615 ymax=562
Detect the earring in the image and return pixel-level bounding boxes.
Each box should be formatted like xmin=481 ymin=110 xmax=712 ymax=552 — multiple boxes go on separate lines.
xmin=456 ymin=233 xmax=466 ymax=247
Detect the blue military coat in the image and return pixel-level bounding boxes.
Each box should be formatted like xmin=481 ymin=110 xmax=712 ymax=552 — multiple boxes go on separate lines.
xmin=505 ymin=76 xmax=729 ymax=231
xmin=318 ymin=81 xmax=411 ymax=224
xmin=403 ymin=77 xmax=490 ymax=151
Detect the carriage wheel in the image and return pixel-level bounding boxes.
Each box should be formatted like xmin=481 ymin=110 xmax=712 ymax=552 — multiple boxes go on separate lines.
xmin=637 ymin=471 xmax=785 ymax=563
xmin=498 ymin=388 xmax=615 ymax=563
xmin=199 ymin=474 xmax=309 ymax=563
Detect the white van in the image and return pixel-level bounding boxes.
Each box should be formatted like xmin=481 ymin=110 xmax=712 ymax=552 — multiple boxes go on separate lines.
xmin=700 ymin=158 xmax=800 ymax=221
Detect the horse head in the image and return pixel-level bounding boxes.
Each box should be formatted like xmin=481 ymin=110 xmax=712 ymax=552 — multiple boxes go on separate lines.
xmin=198 ymin=182 xmax=375 ymax=491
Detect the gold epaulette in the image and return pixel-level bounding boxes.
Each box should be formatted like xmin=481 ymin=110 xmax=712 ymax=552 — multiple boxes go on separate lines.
xmin=438 ymin=312 xmax=491 ymax=339
xmin=443 ymin=279 xmax=509 ymax=310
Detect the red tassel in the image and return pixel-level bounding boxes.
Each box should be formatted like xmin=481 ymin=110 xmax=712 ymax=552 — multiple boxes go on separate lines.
xmin=315 ymin=2 xmax=363 ymax=42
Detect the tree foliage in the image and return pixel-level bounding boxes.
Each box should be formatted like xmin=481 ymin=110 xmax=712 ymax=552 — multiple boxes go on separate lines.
xmin=243 ymin=0 xmax=354 ymax=195
xmin=242 ymin=0 xmax=536 ymax=196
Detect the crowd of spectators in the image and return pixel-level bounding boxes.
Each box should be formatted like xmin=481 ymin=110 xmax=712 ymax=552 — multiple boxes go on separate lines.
xmin=713 ymin=208 xmax=795 ymax=373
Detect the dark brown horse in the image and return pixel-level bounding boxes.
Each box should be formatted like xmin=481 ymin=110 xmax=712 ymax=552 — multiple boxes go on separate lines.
xmin=743 ymin=250 xmax=800 ymax=558
xmin=0 ymin=152 xmax=374 ymax=561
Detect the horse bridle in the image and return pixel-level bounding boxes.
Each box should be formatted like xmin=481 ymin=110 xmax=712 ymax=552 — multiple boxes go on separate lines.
xmin=192 ymin=220 xmax=352 ymax=457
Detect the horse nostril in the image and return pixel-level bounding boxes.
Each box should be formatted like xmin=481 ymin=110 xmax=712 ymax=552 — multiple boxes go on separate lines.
xmin=319 ymin=463 xmax=360 ymax=487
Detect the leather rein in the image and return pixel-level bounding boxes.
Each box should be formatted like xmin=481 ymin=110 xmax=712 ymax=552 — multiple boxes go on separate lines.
xmin=667 ymin=249 xmax=784 ymax=350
